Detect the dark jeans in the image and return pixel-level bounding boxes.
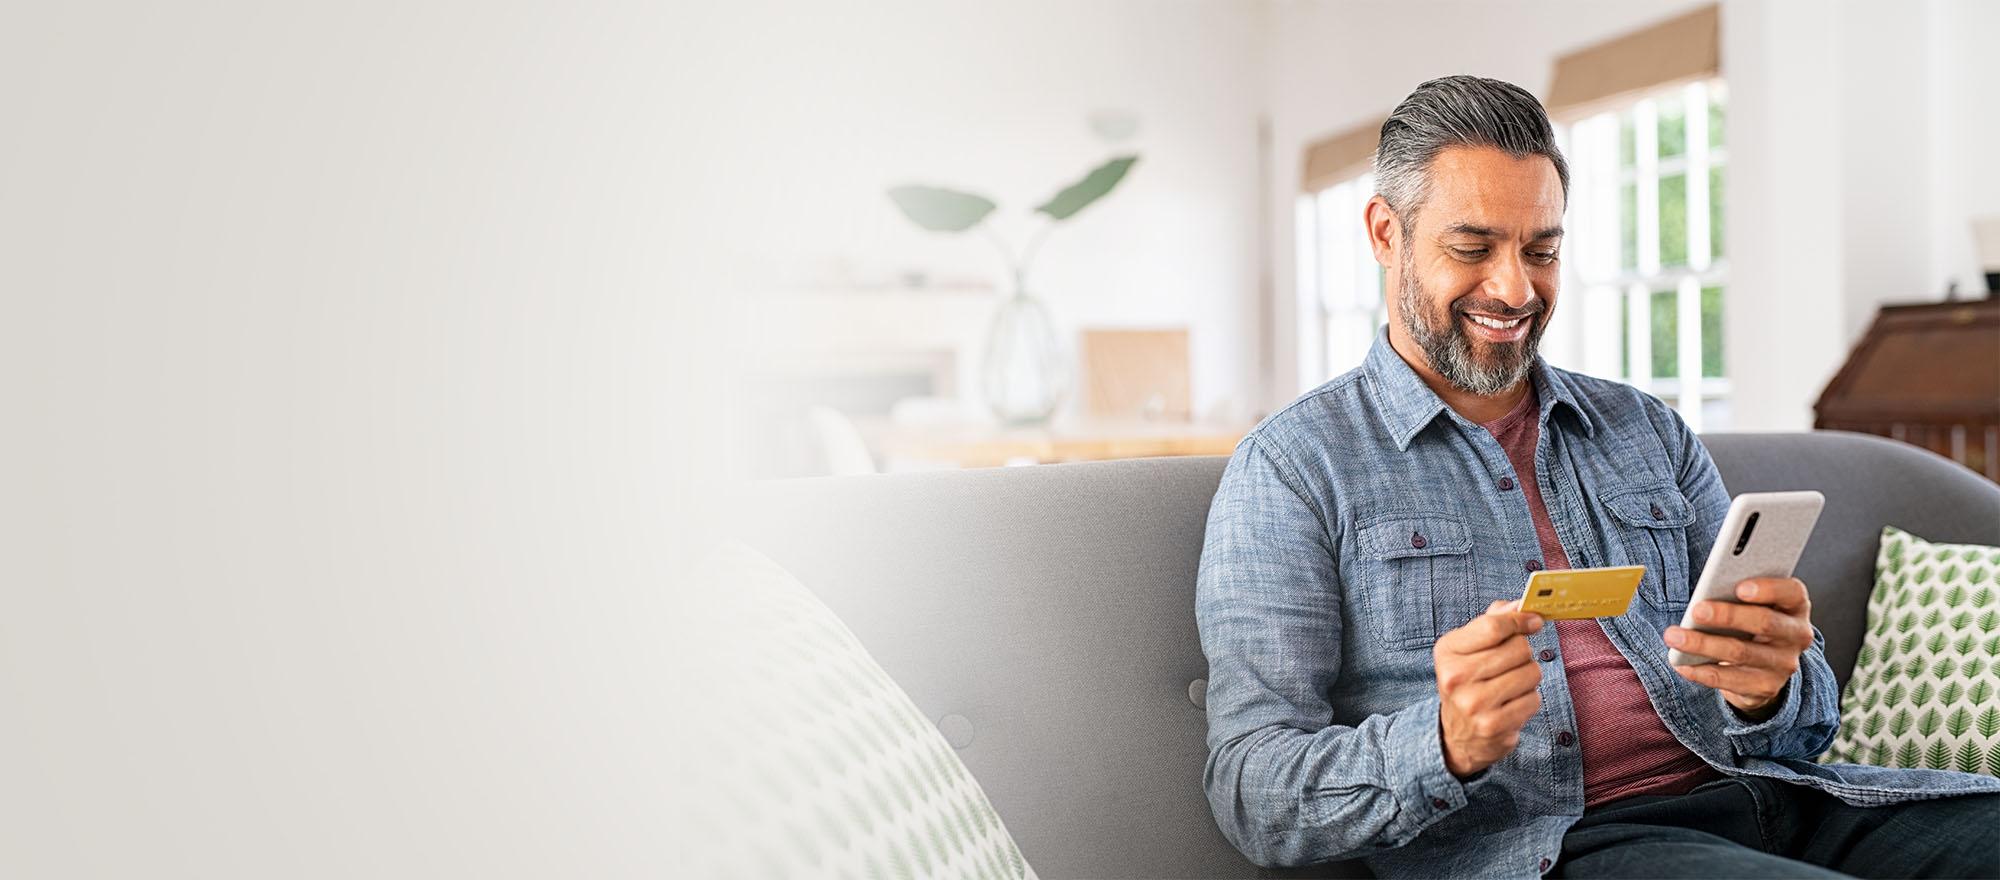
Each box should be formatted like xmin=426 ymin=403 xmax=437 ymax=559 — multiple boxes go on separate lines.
xmin=1553 ymin=776 xmax=2000 ymax=878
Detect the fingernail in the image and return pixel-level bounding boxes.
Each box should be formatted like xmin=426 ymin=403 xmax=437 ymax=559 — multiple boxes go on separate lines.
xmin=1741 ymin=582 xmax=1759 ymax=599
xmin=1694 ymin=604 xmax=1712 ymax=622
xmin=1666 ymin=628 xmax=1685 ymax=646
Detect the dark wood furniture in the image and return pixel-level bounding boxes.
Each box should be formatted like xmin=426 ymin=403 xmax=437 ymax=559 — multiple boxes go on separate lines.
xmin=1814 ymin=297 xmax=2000 ymax=483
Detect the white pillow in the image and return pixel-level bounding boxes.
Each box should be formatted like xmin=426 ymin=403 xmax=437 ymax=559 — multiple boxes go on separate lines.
xmin=676 ymin=541 xmax=1037 ymax=880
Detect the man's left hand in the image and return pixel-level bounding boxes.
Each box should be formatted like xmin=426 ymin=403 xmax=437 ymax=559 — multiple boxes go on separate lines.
xmin=1664 ymin=576 xmax=1814 ymax=720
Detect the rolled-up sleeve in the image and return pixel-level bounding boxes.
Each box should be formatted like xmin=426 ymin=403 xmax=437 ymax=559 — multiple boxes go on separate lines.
xmin=1196 ymin=436 xmax=1469 ymax=868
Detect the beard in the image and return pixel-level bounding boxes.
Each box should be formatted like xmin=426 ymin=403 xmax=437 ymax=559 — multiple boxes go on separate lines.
xmin=1394 ymin=247 xmax=1546 ymax=396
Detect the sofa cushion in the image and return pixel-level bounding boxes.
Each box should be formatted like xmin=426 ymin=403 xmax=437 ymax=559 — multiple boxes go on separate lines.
xmin=678 ymin=541 xmax=1036 ymax=879
xmin=1819 ymin=526 xmax=2000 ymax=775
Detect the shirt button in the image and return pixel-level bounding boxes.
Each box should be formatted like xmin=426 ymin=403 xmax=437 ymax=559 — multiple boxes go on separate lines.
xmin=1540 ymin=857 xmax=1553 ymax=872
xmin=1411 ymin=531 xmax=1427 ymax=549
xmin=1430 ymin=796 xmax=1448 ymax=809
xmin=1524 ymin=559 xmax=1542 ymax=572
xmin=1651 ymin=503 xmax=1666 ymax=520
xmin=1539 ymin=648 xmax=1556 ymax=662
xmin=1498 ymin=476 xmax=1516 ymax=491
xmin=1557 ymin=731 xmax=1575 ymax=747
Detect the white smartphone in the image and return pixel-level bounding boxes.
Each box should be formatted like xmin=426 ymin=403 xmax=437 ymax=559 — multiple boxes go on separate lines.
xmin=1667 ymin=490 xmax=1825 ymax=667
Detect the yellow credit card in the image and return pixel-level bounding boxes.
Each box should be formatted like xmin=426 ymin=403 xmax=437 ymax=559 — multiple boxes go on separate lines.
xmin=1517 ymin=565 xmax=1646 ymax=619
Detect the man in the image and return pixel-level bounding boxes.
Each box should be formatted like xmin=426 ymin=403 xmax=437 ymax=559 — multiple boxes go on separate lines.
xmin=1194 ymin=76 xmax=2000 ymax=879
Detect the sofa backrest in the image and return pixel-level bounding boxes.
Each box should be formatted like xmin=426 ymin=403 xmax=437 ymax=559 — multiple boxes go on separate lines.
xmin=736 ymin=430 xmax=2000 ymax=879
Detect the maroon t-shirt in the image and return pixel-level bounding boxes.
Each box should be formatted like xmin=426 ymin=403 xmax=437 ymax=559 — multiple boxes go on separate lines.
xmin=1478 ymin=378 xmax=1722 ymax=808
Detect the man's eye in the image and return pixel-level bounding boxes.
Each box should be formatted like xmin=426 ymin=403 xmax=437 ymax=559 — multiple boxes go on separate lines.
xmin=1529 ymin=251 xmax=1559 ymax=263
xmin=1452 ymin=248 xmax=1488 ymax=259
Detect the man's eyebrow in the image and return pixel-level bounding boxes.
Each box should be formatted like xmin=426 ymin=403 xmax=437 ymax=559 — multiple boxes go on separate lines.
xmin=1440 ymin=223 xmax=1565 ymax=240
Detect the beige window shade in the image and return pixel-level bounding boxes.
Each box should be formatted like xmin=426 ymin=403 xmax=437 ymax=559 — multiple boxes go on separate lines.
xmin=1301 ymin=115 xmax=1386 ymax=193
xmin=1546 ymin=3 xmax=1719 ymax=121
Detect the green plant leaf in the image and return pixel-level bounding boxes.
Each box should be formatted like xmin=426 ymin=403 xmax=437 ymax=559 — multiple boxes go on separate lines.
xmin=1942 ymin=681 xmax=1964 ymax=705
xmin=1925 ymin=739 xmax=1951 ymax=770
xmin=1978 ymin=706 xmax=2000 ymax=738
xmin=886 ymin=185 xmax=998 ymax=232
xmin=1919 ymin=707 xmax=1941 ymax=735
xmin=1869 ymin=741 xmax=1891 ymax=766
xmin=1035 ymin=156 xmax=1138 ymax=221
xmin=1988 ymin=742 xmax=2000 ymax=776
xmin=1864 ymin=711 xmax=1885 ymax=736
xmin=1897 ymin=740 xmax=1921 ymax=767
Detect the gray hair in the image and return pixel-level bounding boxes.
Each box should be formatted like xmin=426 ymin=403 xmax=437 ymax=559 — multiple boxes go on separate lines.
xmin=1374 ymin=76 xmax=1569 ymax=229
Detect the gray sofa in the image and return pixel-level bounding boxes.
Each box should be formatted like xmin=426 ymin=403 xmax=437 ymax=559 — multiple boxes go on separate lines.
xmin=739 ymin=431 xmax=2000 ymax=879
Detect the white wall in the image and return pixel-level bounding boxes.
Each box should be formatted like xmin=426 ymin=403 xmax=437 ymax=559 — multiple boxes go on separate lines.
xmin=1725 ymin=0 xmax=1999 ymax=430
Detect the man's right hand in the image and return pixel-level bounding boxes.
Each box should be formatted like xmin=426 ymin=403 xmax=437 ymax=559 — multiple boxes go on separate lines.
xmin=1434 ymin=599 xmax=1545 ymax=779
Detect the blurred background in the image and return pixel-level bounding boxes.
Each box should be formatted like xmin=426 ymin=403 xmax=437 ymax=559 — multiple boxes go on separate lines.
xmin=3 ymin=1 xmax=1996 ymax=876
xmin=731 ymin=0 xmax=2000 ymax=479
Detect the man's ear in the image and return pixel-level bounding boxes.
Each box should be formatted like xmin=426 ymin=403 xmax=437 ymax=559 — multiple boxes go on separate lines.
xmin=1363 ymin=195 xmax=1400 ymax=267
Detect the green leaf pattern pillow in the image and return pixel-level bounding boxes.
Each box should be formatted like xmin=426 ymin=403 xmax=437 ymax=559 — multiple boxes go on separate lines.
xmin=1821 ymin=526 xmax=2000 ymax=776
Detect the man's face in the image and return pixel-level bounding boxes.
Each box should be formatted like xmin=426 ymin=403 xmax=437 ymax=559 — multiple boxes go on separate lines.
xmin=1385 ymin=146 xmax=1565 ymax=397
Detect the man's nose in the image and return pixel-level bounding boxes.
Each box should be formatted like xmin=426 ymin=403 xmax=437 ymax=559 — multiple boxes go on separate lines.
xmin=1482 ymin=253 xmax=1537 ymax=310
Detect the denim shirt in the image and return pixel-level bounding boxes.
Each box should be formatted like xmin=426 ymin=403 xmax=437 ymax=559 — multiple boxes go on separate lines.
xmin=1195 ymin=327 xmax=2000 ymax=878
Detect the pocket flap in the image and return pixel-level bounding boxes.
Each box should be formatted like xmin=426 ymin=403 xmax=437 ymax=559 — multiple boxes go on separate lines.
xmin=1358 ymin=515 xmax=1473 ymax=559
xmin=1603 ymin=485 xmax=1695 ymax=529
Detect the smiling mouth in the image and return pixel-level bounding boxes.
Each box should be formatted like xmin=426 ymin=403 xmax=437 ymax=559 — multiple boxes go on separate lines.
xmin=1459 ymin=310 xmax=1534 ymax=342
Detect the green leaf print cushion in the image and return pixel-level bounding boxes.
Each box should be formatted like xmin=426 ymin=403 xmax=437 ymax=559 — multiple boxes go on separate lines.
xmin=1821 ymin=526 xmax=2000 ymax=777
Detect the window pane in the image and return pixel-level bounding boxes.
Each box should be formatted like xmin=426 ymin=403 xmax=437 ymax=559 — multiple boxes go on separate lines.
xmin=1619 ymin=113 xmax=1635 ymax=170
xmin=1658 ymin=100 xmax=1687 ymax=159
xmin=1708 ymin=89 xmax=1726 ymax=151
xmin=1651 ymin=289 xmax=1678 ymax=379
xmin=1659 ymin=173 xmax=1688 ymax=267
xmin=1620 ymin=181 xmax=1638 ymax=271
xmin=1701 ymin=285 xmax=1724 ymax=378
xmin=1709 ymin=165 xmax=1725 ymax=260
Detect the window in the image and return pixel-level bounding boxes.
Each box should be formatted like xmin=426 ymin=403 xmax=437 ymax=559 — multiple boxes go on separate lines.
xmin=1294 ymin=173 xmax=1386 ymax=393
xmin=1562 ymin=79 xmax=1729 ymax=430
xmin=1292 ymin=79 xmax=1729 ymax=430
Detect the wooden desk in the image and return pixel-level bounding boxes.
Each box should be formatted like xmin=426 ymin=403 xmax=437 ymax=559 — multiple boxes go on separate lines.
xmin=852 ymin=416 xmax=1251 ymax=469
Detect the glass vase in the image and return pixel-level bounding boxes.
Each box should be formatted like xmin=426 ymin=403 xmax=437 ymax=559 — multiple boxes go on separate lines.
xmin=980 ymin=290 xmax=1069 ymax=426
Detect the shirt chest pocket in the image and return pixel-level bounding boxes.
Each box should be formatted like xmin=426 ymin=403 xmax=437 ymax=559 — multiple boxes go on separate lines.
xmin=1353 ymin=515 xmax=1476 ymax=651
xmin=1600 ymin=484 xmax=1697 ymax=612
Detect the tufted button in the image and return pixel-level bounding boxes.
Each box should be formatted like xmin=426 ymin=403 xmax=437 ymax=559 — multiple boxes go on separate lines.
xmin=1557 ymin=730 xmax=1575 ymax=747
xmin=1498 ymin=476 xmax=1516 ymax=491
xmin=1411 ymin=531 xmax=1428 ymax=549
xmin=1539 ymin=648 xmax=1556 ymax=662
xmin=1430 ymin=796 xmax=1448 ymax=809
xmin=1524 ymin=559 xmax=1543 ymax=572
xmin=1651 ymin=503 xmax=1666 ymax=520
xmin=1540 ymin=857 xmax=1553 ymax=872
